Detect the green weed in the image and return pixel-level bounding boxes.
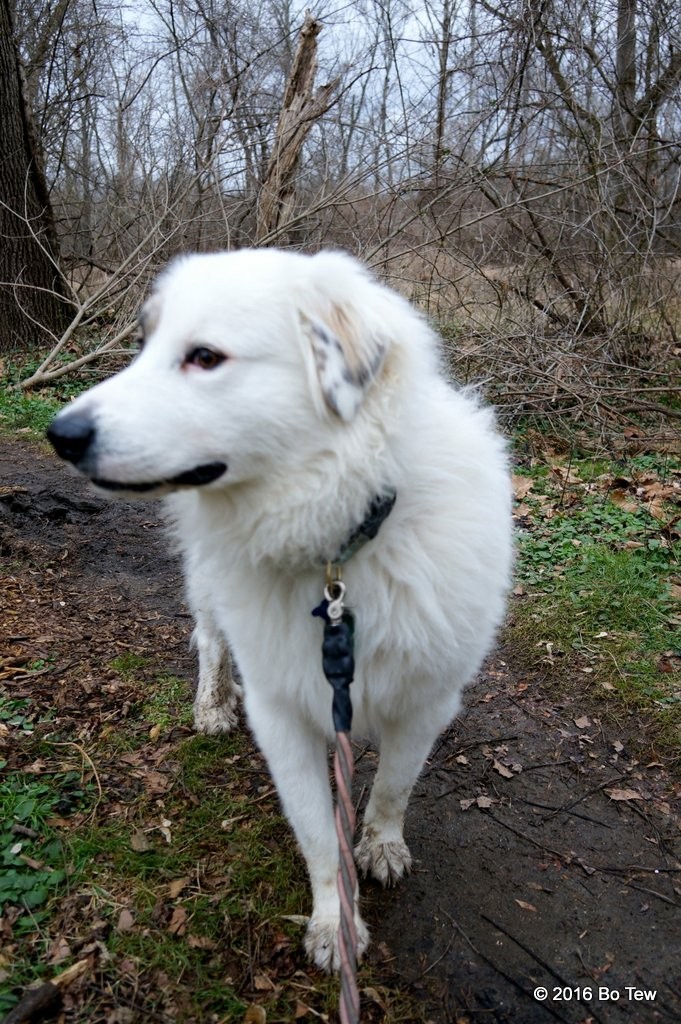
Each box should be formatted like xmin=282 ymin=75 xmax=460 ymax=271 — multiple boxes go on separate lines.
xmin=517 ymin=495 xmax=672 ymax=586
xmin=512 ymin=451 xmax=680 ymax=748
xmin=0 ymin=698 xmax=35 ymax=734
xmin=109 ymin=652 xmax=152 ymax=680
xmin=142 ymin=675 xmax=193 ymax=729
xmin=0 ymin=389 xmax=63 ymax=434
xmin=0 ymin=693 xmax=56 ymax=735
xmin=52 ymin=730 xmax=312 ymax=1020
xmin=0 ymin=358 xmax=94 ymax=436
xmin=0 ymin=772 xmax=91 ymax=936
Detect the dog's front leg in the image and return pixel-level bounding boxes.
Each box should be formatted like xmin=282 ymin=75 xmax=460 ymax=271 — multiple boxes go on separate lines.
xmin=355 ymin=712 xmax=443 ymax=886
xmin=191 ymin=615 xmax=241 ymax=734
xmin=245 ymin=693 xmax=369 ymax=971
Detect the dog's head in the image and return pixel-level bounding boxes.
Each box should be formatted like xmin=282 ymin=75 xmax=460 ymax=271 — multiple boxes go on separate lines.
xmin=47 ymin=249 xmax=399 ymax=498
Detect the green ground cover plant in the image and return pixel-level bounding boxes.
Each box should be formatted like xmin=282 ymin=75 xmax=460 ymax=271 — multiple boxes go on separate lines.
xmin=0 ymin=360 xmax=92 ymax=435
xmin=512 ymin=442 xmax=680 ymax=751
xmin=0 ymin=763 xmax=93 ymax=1016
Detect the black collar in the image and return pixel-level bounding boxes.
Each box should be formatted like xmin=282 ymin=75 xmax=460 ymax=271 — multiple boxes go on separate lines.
xmin=329 ymin=488 xmax=397 ymax=565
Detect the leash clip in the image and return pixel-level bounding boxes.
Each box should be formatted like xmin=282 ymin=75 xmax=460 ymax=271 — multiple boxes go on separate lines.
xmin=324 ymin=579 xmax=346 ymax=625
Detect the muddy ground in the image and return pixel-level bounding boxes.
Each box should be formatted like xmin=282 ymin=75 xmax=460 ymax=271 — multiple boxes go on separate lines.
xmin=1 ymin=439 xmax=680 ymax=1024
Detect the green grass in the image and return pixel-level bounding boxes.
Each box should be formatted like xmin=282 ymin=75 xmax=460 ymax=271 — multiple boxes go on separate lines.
xmin=0 ymin=388 xmax=63 ymax=434
xmin=53 ymin=732 xmax=315 ymax=1020
xmin=512 ymin=451 xmax=681 ymax=750
xmin=108 ymin=652 xmax=152 ymax=679
xmin=0 ymin=357 xmax=94 ymax=436
xmin=108 ymin=657 xmax=195 ymax=730
xmin=0 ymin=769 xmax=94 ymax=1015
xmin=0 ymin=727 xmax=312 ymax=1018
xmin=517 ymin=494 xmax=672 ymax=586
xmin=142 ymin=675 xmax=194 ymax=729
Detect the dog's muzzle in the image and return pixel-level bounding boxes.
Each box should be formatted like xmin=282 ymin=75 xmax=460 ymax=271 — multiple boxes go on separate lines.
xmin=47 ymin=411 xmax=227 ymax=491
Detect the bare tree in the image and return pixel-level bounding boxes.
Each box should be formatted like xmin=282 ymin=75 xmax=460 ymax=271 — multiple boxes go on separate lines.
xmin=0 ymin=0 xmax=72 ymax=352
xmin=256 ymin=13 xmax=338 ymax=242
xmin=6 ymin=0 xmax=679 ymax=425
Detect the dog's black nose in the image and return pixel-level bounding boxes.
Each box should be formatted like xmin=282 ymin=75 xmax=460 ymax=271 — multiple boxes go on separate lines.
xmin=47 ymin=413 xmax=96 ymax=465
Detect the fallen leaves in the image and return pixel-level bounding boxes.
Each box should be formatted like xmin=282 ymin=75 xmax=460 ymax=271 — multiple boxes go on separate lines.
xmin=610 ymin=489 xmax=640 ymax=514
xmin=1 ymin=958 xmax=92 ymax=1024
xmin=167 ymin=877 xmax=190 ymax=899
xmin=48 ymin=936 xmax=72 ymax=964
xmin=140 ymin=768 xmax=173 ymax=797
xmin=187 ymin=934 xmax=216 ymax=950
xmin=605 ymin=788 xmax=644 ymax=802
xmin=156 ymin=818 xmax=172 ymax=844
xmin=243 ymin=1006 xmax=267 ymax=1024
xmin=482 ymin=744 xmax=523 ymax=777
xmin=129 ymin=816 xmax=175 ymax=850
xmin=167 ymin=906 xmax=187 ymax=936
xmin=130 ymin=828 xmax=152 ymax=853
xmin=657 ymin=651 xmax=681 ymax=674
xmin=117 ymin=909 xmax=135 ymax=932
xmin=512 ymin=474 xmax=535 ymax=500
xmin=253 ymin=973 xmax=277 ymax=992
xmin=460 ymin=795 xmax=497 ymax=811
xmin=2 ymin=443 xmax=678 ymax=1024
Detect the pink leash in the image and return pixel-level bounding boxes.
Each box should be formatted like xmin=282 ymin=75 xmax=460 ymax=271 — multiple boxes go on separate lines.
xmin=313 ymin=572 xmax=360 ymax=1023
xmin=334 ymin=730 xmax=359 ymax=1023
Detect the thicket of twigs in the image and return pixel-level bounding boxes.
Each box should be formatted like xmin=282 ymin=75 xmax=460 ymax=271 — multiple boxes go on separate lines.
xmin=6 ymin=0 xmax=681 ymax=434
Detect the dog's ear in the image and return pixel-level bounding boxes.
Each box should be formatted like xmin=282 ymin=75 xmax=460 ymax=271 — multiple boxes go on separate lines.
xmin=298 ymin=258 xmax=389 ymax=422
xmin=137 ymin=294 xmax=161 ymax=344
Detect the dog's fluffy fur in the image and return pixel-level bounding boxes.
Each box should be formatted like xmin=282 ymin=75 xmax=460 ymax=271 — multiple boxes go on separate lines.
xmin=48 ymin=249 xmax=513 ymax=970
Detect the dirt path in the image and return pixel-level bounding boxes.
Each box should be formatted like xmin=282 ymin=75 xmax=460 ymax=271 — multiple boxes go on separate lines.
xmin=1 ymin=439 xmax=680 ymax=1024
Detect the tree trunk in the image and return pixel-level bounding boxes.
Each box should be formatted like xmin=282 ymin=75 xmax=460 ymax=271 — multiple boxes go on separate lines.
xmin=615 ymin=0 xmax=637 ymax=143
xmin=433 ymin=0 xmax=452 ymax=186
xmin=255 ymin=13 xmax=338 ymax=244
xmin=0 ymin=0 xmax=72 ymax=353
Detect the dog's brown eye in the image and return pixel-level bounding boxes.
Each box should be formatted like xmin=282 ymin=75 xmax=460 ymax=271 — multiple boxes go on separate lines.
xmin=186 ymin=347 xmax=226 ymax=370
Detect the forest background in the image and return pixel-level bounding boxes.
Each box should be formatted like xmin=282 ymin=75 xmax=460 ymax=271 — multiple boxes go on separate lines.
xmin=1 ymin=0 xmax=680 ymax=427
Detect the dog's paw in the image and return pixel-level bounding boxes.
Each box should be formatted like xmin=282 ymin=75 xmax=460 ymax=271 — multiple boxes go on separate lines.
xmin=193 ymin=697 xmax=239 ymax=735
xmin=355 ymin=831 xmax=412 ymax=887
xmin=304 ymin=914 xmax=369 ymax=973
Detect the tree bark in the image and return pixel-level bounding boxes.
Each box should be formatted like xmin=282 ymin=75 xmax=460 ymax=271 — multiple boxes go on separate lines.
xmin=255 ymin=13 xmax=338 ymax=244
xmin=0 ymin=0 xmax=72 ymax=353
xmin=433 ymin=0 xmax=453 ymax=185
xmin=615 ymin=0 xmax=637 ymax=142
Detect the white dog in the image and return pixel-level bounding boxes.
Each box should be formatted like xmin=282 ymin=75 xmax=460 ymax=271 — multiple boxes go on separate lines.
xmin=47 ymin=248 xmax=512 ymax=970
